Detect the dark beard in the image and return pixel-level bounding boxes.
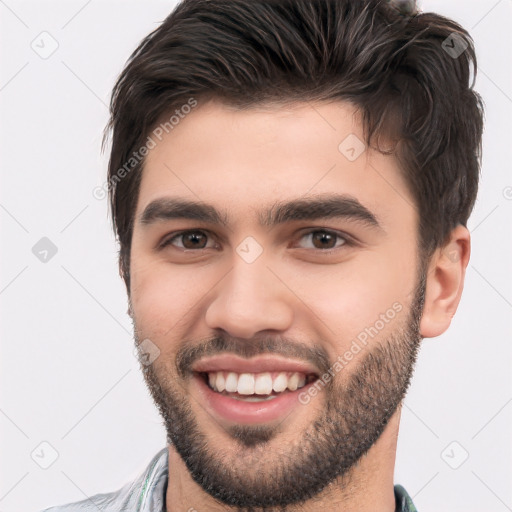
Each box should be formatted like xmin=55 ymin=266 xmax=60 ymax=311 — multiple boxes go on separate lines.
xmin=136 ymin=272 xmax=426 ymax=511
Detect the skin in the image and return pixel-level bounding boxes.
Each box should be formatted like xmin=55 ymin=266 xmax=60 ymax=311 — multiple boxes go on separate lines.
xmin=128 ymin=99 xmax=470 ymax=511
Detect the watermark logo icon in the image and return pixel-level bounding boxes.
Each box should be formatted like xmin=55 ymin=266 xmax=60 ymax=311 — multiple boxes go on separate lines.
xmin=442 ymin=33 xmax=468 ymax=59
xmin=134 ymin=338 xmax=161 ymax=366
xmin=31 ymin=31 xmax=59 ymax=59
xmin=32 ymin=237 xmax=58 ymax=263
xmin=441 ymin=440 xmax=469 ymax=469
xmin=236 ymin=236 xmax=263 ymax=264
xmin=338 ymin=134 xmax=366 ymax=162
xmin=31 ymin=441 xmax=59 ymax=469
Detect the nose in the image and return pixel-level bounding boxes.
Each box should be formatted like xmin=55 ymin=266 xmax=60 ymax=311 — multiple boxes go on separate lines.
xmin=204 ymin=255 xmax=294 ymax=340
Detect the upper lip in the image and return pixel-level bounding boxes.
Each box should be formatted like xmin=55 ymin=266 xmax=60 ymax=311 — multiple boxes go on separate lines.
xmin=192 ymin=354 xmax=320 ymax=376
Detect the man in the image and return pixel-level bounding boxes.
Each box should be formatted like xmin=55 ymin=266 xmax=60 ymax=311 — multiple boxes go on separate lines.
xmin=42 ymin=0 xmax=484 ymax=510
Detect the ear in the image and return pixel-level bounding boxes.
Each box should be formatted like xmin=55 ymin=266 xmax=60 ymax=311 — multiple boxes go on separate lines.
xmin=419 ymin=224 xmax=471 ymax=338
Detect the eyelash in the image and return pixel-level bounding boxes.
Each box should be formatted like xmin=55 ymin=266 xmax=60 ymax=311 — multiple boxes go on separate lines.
xmin=158 ymin=228 xmax=355 ymax=254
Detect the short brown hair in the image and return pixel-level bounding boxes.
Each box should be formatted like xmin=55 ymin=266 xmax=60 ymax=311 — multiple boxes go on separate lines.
xmin=103 ymin=0 xmax=484 ymax=293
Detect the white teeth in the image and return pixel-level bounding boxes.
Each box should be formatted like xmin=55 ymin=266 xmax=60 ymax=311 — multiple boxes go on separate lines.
xmin=272 ymin=372 xmax=289 ymax=393
xmin=237 ymin=373 xmax=255 ymax=395
xmin=287 ymin=372 xmax=299 ymax=391
xmin=216 ymin=372 xmax=226 ymax=392
xmin=254 ymin=373 xmax=273 ymax=395
xmin=206 ymin=370 xmax=311 ymax=394
xmin=225 ymin=372 xmax=238 ymax=392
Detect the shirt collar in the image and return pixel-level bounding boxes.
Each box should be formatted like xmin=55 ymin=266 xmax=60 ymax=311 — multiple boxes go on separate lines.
xmin=134 ymin=447 xmax=168 ymax=512
xmin=134 ymin=447 xmax=417 ymax=512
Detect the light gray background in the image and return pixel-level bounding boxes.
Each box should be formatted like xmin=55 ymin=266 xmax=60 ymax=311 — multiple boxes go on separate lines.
xmin=1 ymin=1 xmax=511 ymax=511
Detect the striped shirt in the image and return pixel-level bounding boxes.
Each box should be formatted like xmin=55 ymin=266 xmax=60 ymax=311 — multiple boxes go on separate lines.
xmin=40 ymin=447 xmax=418 ymax=511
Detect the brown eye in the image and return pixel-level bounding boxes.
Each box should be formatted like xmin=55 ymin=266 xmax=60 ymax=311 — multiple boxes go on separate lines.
xmin=296 ymin=230 xmax=349 ymax=251
xmin=161 ymin=230 xmax=215 ymax=250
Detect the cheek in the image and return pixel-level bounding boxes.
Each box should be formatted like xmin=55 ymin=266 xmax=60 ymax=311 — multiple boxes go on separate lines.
xmin=287 ymin=253 xmax=413 ymax=344
xmin=130 ymin=256 xmax=194 ymax=339
xmin=130 ymin=251 xmax=226 ymax=343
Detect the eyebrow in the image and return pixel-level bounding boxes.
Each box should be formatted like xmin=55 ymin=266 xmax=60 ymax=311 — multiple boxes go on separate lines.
xmin=138 ymin=194 xmax=384 ymax=232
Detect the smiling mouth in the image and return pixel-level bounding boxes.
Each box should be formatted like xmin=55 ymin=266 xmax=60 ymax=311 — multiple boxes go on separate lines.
xmin=197 ymin=371 xmax=318 ymax=402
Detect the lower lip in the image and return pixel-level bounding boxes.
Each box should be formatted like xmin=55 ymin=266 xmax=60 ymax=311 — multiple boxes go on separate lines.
xmin=194 ymin=374 xmax=314 ymax=425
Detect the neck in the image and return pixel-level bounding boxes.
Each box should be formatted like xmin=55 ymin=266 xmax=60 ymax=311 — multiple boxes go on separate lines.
xmin=165 ymin=407 xmax=402 ymax=512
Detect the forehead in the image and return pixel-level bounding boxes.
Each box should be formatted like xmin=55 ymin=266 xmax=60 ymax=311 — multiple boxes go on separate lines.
xmin=134 ymin=99 xmax=416 ymax=231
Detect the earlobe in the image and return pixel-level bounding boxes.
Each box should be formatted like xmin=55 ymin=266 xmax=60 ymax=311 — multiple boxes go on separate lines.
xmin=419 ymin=225 xmax=471 ymax=339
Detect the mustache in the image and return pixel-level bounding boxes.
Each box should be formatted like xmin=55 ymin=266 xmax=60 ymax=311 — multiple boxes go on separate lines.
xmin=175 ymin=334 xmax=332 ymax=379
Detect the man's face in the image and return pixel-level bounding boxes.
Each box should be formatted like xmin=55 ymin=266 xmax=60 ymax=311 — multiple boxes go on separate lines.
xmin=129 ymin=100 xmax=425 ymax=508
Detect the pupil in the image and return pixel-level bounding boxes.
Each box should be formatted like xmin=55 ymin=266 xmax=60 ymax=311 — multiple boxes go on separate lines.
xmin=314 ymin=232 xmax=333 ymax=249
xmin=186 ymin=233 xmax=204 ymax=248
